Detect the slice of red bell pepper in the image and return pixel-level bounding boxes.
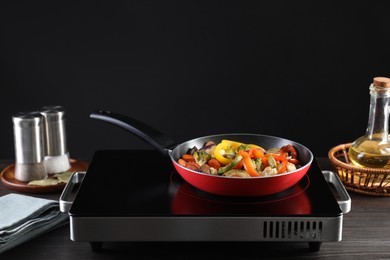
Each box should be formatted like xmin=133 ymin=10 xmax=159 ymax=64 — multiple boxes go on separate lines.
xmin=238 ymin=150 xmax=260 ymax=177
xmin=270 ymin=154 xmax=289 ymax=174
xmin=248 ymin=148 xmax=269 ymax=166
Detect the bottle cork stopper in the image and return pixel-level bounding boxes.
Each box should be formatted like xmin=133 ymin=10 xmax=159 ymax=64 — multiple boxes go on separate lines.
xmin=373 ymin=77 xmax=390 ymax=87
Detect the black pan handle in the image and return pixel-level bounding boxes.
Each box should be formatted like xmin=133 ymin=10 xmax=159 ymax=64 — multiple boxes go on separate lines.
xmin=90 ymin=110 xmax=176 ymax=156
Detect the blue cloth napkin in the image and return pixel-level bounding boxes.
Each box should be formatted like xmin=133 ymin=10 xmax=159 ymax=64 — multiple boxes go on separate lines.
xmin=0 ymin=193 xmax=69 ymax=254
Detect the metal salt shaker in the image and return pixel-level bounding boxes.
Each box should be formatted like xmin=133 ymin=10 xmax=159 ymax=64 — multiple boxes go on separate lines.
xmin=13 ymin=112 xmax=47 ymax=182
xmin=40 ymin=106 xmax=71 ymax=174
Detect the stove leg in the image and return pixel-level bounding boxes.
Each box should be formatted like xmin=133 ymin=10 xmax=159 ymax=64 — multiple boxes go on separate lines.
xmin=90 ymin=242 xmax=103 ymax=252
xmin=308 ymin=242 xmax=321 ymax=252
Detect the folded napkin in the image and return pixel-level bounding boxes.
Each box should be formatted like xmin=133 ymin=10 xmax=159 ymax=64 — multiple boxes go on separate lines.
xmin=0 ymin=193 xmax=69 ymax=254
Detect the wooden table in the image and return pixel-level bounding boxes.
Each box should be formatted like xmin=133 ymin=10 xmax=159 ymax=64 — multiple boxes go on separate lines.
xmin=1 ymin=158 xmax=390 ymax=260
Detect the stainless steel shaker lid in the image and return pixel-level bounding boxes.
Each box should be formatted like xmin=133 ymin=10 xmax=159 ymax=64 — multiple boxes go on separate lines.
xmin=13 ymin=111 xmax=44 ymax=127
xmin=40 ymin=106 xmax=66 ymax=122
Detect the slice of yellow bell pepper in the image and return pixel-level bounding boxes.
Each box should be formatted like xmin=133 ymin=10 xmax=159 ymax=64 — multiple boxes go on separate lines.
xmin=247 ymin=144 xmax=265 ymax=151
xmin=221 ymin=140 xmax=243 ymax=149
xmin=222 ymin=140 xmax=264 ymax=151
xmin=214 ymin=140 xmax=265 ymax=166
xmin=214 ymin=140 xmax=238 ymax=165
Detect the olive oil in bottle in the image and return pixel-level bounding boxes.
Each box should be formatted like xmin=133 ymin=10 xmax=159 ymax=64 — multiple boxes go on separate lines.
xmin=348 ymin=77 xmax=390 ymax=169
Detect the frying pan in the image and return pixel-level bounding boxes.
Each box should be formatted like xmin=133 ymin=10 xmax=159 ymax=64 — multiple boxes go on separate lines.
xmin=90 ymin=110 xmax=314 ymax=197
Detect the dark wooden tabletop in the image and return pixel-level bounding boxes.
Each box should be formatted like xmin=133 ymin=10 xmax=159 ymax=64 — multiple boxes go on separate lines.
xmin=1 ymin=158 xmax=390 ymax=260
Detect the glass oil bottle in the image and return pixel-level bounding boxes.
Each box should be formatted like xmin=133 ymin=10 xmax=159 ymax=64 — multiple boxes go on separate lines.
xmin=348 ymin=77 xmax=390 ymax=169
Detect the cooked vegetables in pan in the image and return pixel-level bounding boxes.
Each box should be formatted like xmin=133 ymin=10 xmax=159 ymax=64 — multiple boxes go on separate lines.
xmin=178 ymin=140 xmax=301 ymax=178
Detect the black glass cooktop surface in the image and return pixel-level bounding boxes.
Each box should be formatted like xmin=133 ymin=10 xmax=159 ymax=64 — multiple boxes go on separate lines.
xmin=69 ymin=150 xmax=342 ymax=218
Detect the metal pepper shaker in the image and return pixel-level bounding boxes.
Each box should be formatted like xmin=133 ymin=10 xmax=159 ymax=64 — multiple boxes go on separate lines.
xmin=12 ymin=112 xmax=47 ymax=182
xmin=40 ymin=106 xmax=71 ymax=173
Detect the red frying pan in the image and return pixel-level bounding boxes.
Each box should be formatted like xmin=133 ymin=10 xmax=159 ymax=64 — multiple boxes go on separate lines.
xmin=90 ymin=110 xmax=313 ymax=197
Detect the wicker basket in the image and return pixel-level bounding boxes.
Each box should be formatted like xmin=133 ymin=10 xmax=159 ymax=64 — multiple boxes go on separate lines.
xmin=328 ymin=143 xmax=390 ymax=196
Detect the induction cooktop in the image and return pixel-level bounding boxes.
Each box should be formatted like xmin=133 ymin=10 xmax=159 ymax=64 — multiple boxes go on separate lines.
xmin=60 ymin=150 xmax=350 ymax=252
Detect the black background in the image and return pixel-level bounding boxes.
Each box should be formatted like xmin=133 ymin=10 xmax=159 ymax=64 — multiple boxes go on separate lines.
xmin=1 ymin=1 xmax=389 ymax=161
